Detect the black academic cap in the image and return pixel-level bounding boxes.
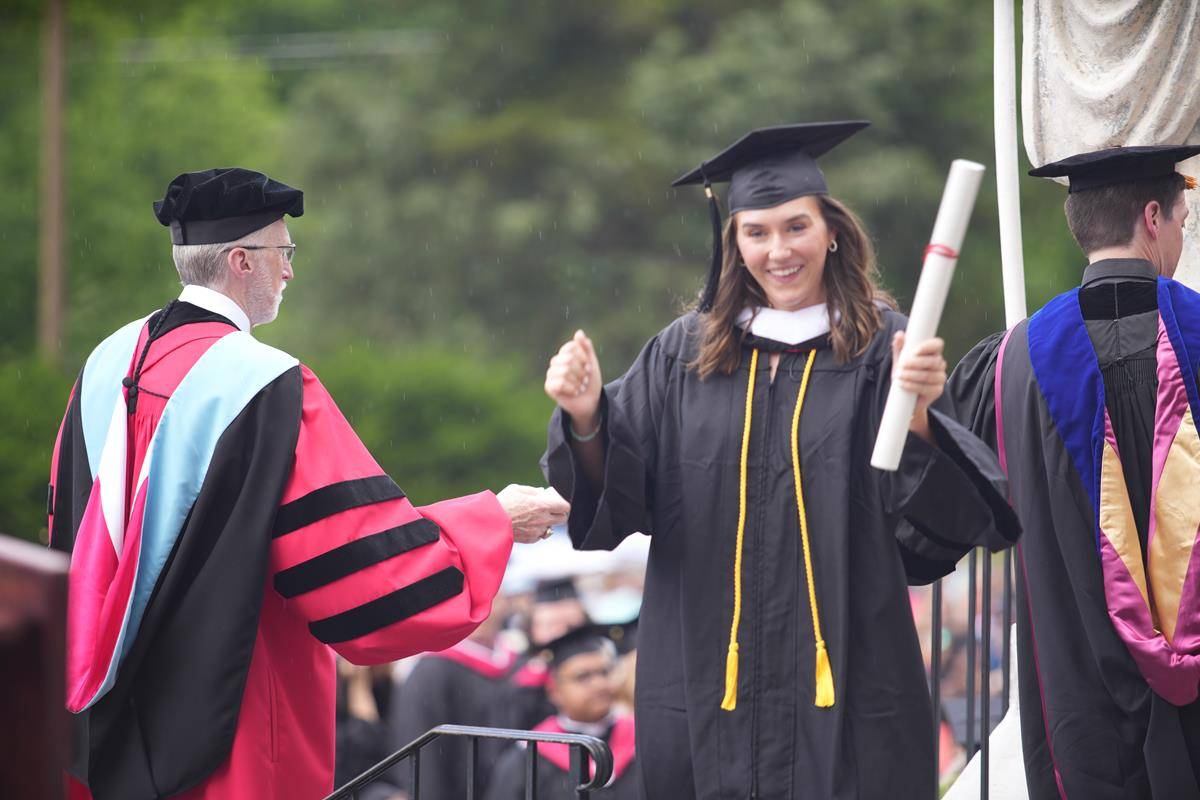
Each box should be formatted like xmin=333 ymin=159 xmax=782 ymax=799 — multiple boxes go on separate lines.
xmin=534 ymin=577 xmax=580 ymax=604
xmin=153 ymin=167 xmax=304 ymax=245
xmin=672 ymin=121 xmax=869 ymax=311
xmin=1028 ymin=145 xmax=1200 ymax=194
xmin=602 ymin=616 xmax=638 ymax=656
xmin=543 ymin=624 xmax=615 ymax=670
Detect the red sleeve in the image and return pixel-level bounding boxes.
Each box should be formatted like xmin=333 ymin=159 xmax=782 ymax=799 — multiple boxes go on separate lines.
xmin=269 ymin=366 xmax=513 ymax=665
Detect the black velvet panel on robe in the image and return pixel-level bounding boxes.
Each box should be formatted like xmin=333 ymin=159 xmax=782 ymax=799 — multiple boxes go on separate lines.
xmin=50 ymin=363 xmax=303 ymax=799
xmin=544 ymin=310 xmax=1018 ymax=800
xmin=946 ymin=265 xmax=1200 ymax=799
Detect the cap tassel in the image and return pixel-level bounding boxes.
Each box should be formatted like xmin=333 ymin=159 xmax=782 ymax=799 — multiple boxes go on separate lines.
xmin=720 ymin=643 xmax=740 ymax=711
xmin=1185 ymin=174 xmax=1198 ymax=191
xmin=814 ymin=640 xmax=835 ymax=707
xmin=698 ymin=178 xmax=724 ymax=312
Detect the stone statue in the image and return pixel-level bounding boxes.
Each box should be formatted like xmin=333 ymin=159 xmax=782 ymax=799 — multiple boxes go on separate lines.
xmin=1023 ymin=0 xmax=1200 ymax=282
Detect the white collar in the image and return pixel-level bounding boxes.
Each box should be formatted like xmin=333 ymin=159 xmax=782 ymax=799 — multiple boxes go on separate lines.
xmin=178 ymin=285 xmax=252 ymax=332
xmin=556 ymin=714 xmax=614 ymax=738
xmin=736 ymin=304 xmax=831 ymax=345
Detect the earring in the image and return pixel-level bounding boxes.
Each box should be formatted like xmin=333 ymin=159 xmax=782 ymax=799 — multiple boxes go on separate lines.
xmin=828 ymin=240 xmax=839 ymax=253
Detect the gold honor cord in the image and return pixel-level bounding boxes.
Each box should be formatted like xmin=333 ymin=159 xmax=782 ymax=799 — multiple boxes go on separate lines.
xmin=721 ymin=347 xmax=759 ymax=711
xmin=791 ymin=349 xmax=833 ymax=707
xmin=720 ymin=348 xmax=830 ymax=710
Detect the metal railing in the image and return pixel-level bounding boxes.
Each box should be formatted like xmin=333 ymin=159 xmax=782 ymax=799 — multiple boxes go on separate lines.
xmin=929 ymin=547 xmax=1015 ymax=799
xmin=323 ymin=723 xmax=613 ymax=800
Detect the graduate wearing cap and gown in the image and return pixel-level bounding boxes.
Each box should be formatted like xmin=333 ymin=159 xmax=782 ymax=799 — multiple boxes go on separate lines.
xmin=947 ymin=145 xmax=1200 ymax=799
xmin=543 ymin=123 xmax=1019 ymax=799
xmin=48 ymin=168 xmax=565 ymax=800
xmin=486 ymin=626 xmax=638 ymax=800
xmin=387 ymin=607 xmax=523 ymax=800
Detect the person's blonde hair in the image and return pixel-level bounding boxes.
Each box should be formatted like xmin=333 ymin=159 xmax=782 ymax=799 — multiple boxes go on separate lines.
xmin=692 ymin=195 xmax=894 ymax=378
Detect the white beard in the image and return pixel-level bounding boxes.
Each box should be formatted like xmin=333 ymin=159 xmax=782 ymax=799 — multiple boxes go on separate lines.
xmin=246 ymin=270 xmax=282 ymax=327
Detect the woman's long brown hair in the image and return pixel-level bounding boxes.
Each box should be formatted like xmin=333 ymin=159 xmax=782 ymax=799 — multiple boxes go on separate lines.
xmin=692 ymin=195 xmax=894 ymax=379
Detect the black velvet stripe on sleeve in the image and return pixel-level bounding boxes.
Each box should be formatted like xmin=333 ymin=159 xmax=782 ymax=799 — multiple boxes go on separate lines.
xmin=273 ymin=518 xmax=441 ymax=598
xmin=273 ymin=475 xmax=406 ymax=537
xmin=308 ymin=566 xmax=465 ymax=644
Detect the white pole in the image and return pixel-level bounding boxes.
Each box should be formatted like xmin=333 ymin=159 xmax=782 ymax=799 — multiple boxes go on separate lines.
xmin=995 ymin=0 xmax=1027 ymax=326
xmin=871 ymin=160 xmax=987 ymax=472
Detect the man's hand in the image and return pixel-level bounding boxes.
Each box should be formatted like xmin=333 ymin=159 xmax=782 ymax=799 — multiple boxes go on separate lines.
xmin=892 ymin=331 xmax=947 ymax=442
xmin=497 ymin=485 xmax=570 ymax=544
xmin=545 ymin=330 xmax=603 ymax=436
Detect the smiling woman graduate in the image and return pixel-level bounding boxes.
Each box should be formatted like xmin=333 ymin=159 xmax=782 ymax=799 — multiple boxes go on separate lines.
xmin=542 ymin=122 xmax=1020 ymax=799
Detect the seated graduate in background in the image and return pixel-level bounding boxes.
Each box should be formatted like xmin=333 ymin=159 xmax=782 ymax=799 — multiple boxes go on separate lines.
xmin=946 ymin=145 xmax=1200 ymax=799
xmin=542 ymin=121 xmax=1019 ymax=799
xmin=388 ymin=602 xmax=519 ymax=800
xmin=505 ymin=577 xmax=592 ymax=731
xmin=486 ymin=626 xmax=637 ymax=800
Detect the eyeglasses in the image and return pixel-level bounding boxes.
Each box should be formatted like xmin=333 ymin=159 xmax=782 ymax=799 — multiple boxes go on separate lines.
xmin=223 ymin=244 xmax=297 ymax=263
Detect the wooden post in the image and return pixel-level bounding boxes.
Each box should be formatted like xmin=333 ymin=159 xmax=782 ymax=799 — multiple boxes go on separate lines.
xmin=0 ymin=534 xmax=70 ymax=799
xmin=39 ymin=0 xmax=66 ymax=363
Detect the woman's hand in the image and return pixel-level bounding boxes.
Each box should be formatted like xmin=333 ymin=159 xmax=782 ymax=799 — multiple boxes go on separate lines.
xmin=497 ymin=485 xmax=570 ymax=544
xmin=891 ymin=331 xmax=947 ymax=442
xmin=545 ymin=330 xmax=603 ymax=435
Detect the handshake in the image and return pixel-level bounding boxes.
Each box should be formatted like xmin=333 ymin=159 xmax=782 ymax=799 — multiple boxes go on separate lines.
xmin=496 ymin=484 xmax=571 ymax=544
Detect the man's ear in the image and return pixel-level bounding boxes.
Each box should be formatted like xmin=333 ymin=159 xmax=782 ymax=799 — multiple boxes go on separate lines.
xmin=226 ymin=247 xmax=252 ymax=278
xmin=1144 ymin=201 xmax=1164 ymax=239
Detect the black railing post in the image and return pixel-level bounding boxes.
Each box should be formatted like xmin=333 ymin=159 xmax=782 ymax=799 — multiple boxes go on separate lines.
xmin=930 ymin=577 xmax=943 ymax=792
xmin=466 ymin=737 xmax=479 ymax=800
xmin=526 ymin=741 xmax=538 ymax=800
xmin=570 ymin=744 xmax=590 ymax=800
xmin=410 ymin=749 xmax=420 ymax=799
xmin=1001 ymin=548 xmax=1013 ymax=716
xmin=981 ymin=551 xmax=992 ymax=799
xmin=966 ymin=549 xmax=978 ymax=755
xmin=324 ymin=725 xmax=611 ymax=800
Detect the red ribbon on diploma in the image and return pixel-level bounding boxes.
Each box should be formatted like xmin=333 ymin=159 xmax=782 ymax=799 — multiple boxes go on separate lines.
xmin=924 ymin=243 xmax=959 ymax=259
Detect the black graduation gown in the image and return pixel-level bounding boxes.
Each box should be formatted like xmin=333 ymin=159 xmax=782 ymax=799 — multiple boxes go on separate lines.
xmin=389 ymin=653 xmax=514 ymax=800
xmin=947 ymin=259 xmax=1200 ymax=799
xmin=544 ymin=310 xmax=1018 ymax=799
xmin=484 ymin=718 xmax=639 ymax=800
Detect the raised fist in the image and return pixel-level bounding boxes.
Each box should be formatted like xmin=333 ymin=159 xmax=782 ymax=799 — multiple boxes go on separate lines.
xmin=544 ymin=329 xmax=603 ymax=435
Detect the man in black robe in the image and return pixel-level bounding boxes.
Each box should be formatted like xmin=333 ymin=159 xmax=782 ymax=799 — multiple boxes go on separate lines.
xmin=487 ymin=626 xmax=637 ymax=800
xmin=948 ymin=145 xmax=1200 ymax=798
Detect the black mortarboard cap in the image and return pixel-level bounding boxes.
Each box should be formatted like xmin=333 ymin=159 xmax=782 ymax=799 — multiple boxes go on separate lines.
xmin=154 ymin=167 xmax=304 ymax=245
xmin=602 ymin=616 xmax=638 ymax=656
xmin=543 ymin=624 xmax=614 ymax=670
xmin=534 ymin=577 xmax=579 ymax=604
xmin=1028 ymin=145 xmax=1200 ymax=194
xmin=672 ymin=121 xmax=869 ymax=311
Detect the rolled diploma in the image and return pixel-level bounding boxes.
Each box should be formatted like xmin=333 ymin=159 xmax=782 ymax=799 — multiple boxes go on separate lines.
xmin=870 ymin=159 xmax=986 ymax=471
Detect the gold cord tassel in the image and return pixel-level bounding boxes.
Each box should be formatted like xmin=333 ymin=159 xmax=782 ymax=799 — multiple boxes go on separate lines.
xmin=720 ymin=643 xmax=740 ymax=710
xmin=792 ymin=349 xmax=835 ymax=708
xmin=814 ymin=641 xmax=835 ymax=708
xmin=721 ymin=348 xmax=759 ymax=712
xmin=1185 ymin=174 xmax=1198 ymax=191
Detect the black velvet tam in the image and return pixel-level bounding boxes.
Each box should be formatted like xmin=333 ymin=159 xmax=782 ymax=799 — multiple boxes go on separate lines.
xmin=1029 ymin=144 xmax=1200 ymax=193
xmin=153 ymin=167 xmax=304 ymax=245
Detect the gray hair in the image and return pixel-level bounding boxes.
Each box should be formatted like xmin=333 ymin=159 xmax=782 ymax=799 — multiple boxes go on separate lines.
xmin=171 ymin=227 xmax=269 ymax=288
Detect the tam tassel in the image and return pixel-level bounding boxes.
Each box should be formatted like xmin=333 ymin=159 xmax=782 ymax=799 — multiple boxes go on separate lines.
xmin=814 ymin=641 xmax=835 ymax=708
xmin=1185 ymin=174 xmax=1198 ymax=191
xmin=698 ymin=178 xmax=724 ymax=312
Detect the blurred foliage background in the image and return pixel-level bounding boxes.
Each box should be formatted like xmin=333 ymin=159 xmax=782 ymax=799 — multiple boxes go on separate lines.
xmin=0 ymin=0 xmax=1080 ymax=542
